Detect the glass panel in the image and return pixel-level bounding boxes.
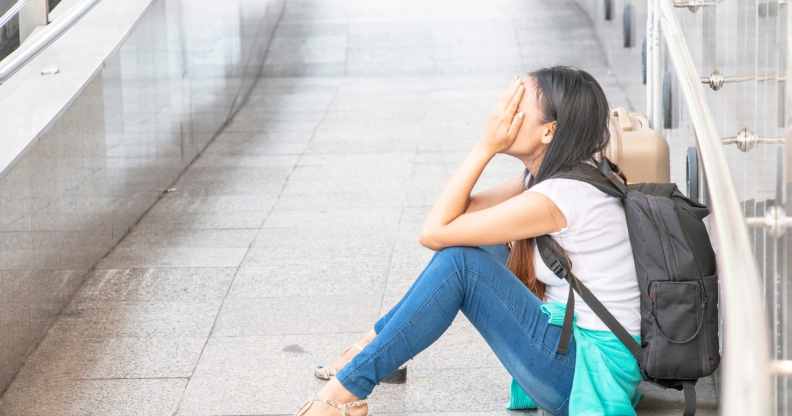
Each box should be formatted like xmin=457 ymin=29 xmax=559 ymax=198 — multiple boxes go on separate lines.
xmin=0 ymin=0 xmax=20 ymax=61
xmin=0 ymin=0 xmax=283 ymax=392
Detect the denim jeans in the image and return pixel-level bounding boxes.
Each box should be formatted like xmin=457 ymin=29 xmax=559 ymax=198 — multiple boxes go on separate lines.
xmin=334 ymin=243 xmax=576 ymax=415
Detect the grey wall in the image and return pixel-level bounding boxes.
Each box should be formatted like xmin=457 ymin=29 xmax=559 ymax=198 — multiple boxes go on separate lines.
xmin=0 ymin=0 xmax=284 ymax=394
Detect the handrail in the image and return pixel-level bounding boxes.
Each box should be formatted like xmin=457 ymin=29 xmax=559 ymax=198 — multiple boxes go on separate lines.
xmin=0 ymin=0 xmax=99 ymax=83
xmin=650 ymin=1 xmax=771 ymax=415
xmin=0 ymin=0 xmax=26 ymax=29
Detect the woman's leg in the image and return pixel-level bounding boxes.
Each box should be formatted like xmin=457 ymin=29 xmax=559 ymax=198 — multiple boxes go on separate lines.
xmin=335 ymin=245 xmax=576 ymax=415
xmin=323 ymin=246 xmax=506 ymax=383
xmin=372 ymin=243 xmax=511 ymax=334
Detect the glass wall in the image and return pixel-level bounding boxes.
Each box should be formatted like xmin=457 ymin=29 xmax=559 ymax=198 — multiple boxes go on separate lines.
xmin=0 ymin=0 xmax=283 ymax=392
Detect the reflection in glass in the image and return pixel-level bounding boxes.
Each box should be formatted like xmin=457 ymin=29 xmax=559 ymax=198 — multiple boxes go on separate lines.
xmin=0 ymin=0 xmax=283 ymax=393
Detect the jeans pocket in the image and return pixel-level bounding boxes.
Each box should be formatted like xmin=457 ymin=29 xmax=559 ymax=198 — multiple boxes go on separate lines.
xmin=540 ymin=322 xmax=561 ymax=354
xmin=541 ymin=324 xmax=577 ymax=365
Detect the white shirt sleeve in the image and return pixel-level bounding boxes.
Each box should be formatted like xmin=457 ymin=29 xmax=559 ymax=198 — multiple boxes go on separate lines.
xmin=526 ymin=178 xmax=583 ymax=236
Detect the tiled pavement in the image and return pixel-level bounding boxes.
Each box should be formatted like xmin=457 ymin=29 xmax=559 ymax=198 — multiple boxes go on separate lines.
xmin=0 ymin=0 xmax=717 ymax=414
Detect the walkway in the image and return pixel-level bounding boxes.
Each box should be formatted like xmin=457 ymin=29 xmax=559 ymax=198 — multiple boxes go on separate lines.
xmin=0 ymin=0 xmax=716 ymax=414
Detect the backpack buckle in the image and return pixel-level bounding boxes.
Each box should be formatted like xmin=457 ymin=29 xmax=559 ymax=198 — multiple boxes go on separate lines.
xmin=549 ymin=259 xmax=568 ymax=280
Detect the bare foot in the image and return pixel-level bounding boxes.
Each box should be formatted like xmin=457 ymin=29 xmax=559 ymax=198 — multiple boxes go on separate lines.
xmin=318 ymin=377 xmax=361 ymax=403
xmin=297 ymin=388 xmax=368 ymax=416
xmin=328 ymin=329 xmax=377 ymax=371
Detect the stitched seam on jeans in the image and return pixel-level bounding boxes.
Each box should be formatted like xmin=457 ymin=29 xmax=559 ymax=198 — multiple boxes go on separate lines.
xmin=405 ymin=266 xmax=461 ymax=328
xmin=550 ymin=395 xmax=571 ymax=415
xmin=464 ymin=262 xmax=575 ymax=364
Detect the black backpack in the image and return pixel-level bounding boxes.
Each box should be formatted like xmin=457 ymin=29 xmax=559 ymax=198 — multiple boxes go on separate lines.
xmin=532 ymin=157 xmax=720 ymax=416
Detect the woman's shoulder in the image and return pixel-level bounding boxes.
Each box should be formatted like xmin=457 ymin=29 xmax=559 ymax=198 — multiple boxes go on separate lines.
xmin=522 ymin=165 xmax=611 ymax=199
xmin=524 ymin=170 xmax=621 ymax=236
xmin=529 ymin=177 xmax=606 ymax=195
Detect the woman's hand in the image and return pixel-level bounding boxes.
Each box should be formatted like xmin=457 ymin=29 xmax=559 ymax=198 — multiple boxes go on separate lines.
xmin=480 ymin=77 xmax=526 ymax=154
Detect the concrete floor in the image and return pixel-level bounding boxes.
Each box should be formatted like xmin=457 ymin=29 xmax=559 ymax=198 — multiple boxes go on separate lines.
xmin=0 ymin=0 xmax=717 ymax=414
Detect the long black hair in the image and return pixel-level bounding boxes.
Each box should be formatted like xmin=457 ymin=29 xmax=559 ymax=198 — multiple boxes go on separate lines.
xmin=507 ymin=65 xmax=613 ymax=300
xmin=528 ymin=65 xmax=612 ymax=184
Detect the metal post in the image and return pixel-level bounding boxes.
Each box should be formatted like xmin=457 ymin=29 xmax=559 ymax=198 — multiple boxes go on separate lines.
xmin=646 ymin=0 xmax=654 ymax=120
xmin=646 ymin=0 xmax=663 ymax=132
xmin=787 ymin=0 xmax=792 ymax=186
xmin=18 ymin=0 xmax=47 ymax=42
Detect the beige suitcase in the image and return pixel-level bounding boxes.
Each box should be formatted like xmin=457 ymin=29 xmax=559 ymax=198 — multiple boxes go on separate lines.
xmin=603 ymin=107 xmax=670 ymax=184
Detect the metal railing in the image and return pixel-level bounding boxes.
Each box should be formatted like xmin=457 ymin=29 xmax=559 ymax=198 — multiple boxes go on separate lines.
xmin=0 ymin=0 xmax=27 ymax=29
xmin=0 ymin=0 xmax=99 ymax=83
xmin=646 ymin=1 xmax=771 ymax=415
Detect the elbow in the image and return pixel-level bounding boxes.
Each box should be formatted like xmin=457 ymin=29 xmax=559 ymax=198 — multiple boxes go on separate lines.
xmin=418 ymin=234 xmax=432 ymax=249
xmin=418 ymin=229 xmax=442 ymax=251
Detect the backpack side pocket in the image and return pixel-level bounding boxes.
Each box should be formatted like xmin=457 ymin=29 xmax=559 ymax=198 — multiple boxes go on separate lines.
xmin=647 ymin=280 xmax=705 ymax=379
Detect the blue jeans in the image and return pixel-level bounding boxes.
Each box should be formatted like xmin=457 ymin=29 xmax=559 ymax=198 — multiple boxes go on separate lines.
xmin=335 ymin=244 xmax=576 ymax=415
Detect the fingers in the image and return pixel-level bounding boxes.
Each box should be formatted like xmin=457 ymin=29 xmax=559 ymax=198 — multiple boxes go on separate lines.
xmin=489 ymin=75 xmax=526 ymax=147
xmin=497 ymin=77 xmax=523 ymax=113
xmin=505 ymin=81 xmax=525 ymax=119
xmin=506 ymin=111 xmax=526 ymax=139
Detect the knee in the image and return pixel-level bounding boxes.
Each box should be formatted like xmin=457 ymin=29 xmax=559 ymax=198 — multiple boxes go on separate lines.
xmin=435 ymin=245 xmax=478 ymax=261
xmin=437 ymin=245 xmax=497 ymax=259
xmin=476 ymin=243 xmax=510 ymax=264
xmin=434 ymin=245 xmax=491 ymax=274
xmin=432 ymin=246 xmax=510 ymax=296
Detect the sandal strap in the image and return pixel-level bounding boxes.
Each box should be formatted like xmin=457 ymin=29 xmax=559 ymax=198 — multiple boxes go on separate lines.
xmin=295 ymin=400 xmax=316 ymax=416
xmin=297 ymin=398 xmax=368 ymax=416
xmin=326 ymin=398 xmax=367 ymax=407
xmin=315 ymin=365 xmax=336 ymax=376
xmin=325 ymin=398 xmax=368 ymax=416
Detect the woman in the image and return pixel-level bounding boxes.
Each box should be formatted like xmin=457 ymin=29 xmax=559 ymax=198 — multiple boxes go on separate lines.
xmin=294 ymin=65 xmax=643 ymax=416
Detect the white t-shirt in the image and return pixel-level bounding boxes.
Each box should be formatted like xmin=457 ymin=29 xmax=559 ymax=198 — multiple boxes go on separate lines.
xmin=523 ymin=166 xmax=641 ymax=336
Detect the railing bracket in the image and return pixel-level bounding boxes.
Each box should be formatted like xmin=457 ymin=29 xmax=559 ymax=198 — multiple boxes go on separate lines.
xmin=721 ymin=127 xmax=785 ymax=152
xmin=672 ymin=0 xmax=722 ymax=12
xmin=701 ymin=69 xmax=785 ymax=91
xmin=746 ymin=205 xmax=792 ymax=239
xmin=770 ymin=360 xmax=792 ymax=375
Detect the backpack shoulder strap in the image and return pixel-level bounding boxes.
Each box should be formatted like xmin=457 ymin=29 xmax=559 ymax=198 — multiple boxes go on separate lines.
xmin=535 ymin=235 xmax=642 ymax=361
xmin=547 ymin=159 xmax=626 ymax=199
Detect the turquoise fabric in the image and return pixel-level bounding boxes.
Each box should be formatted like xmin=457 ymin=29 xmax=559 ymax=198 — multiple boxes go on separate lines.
xmin=506 ymin=300 xmax=643 ymax=415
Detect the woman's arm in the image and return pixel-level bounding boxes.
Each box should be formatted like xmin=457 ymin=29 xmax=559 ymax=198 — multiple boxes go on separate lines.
xmin=419 ymin=77 xmax=565 ymax=251
xmin=419 ymin=181 xmax=566 ymax=251
xmin=420 ymin=77 xmax=524 ymax=235
xmin=464 ymin=172 xmax=527 ymax=214
xmin=420 ymin=142 xmax=498 ymax=239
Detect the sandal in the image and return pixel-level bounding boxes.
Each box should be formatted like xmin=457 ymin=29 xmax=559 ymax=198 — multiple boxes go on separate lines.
xmin=295 ymin=398 xmax=368 ymax=416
